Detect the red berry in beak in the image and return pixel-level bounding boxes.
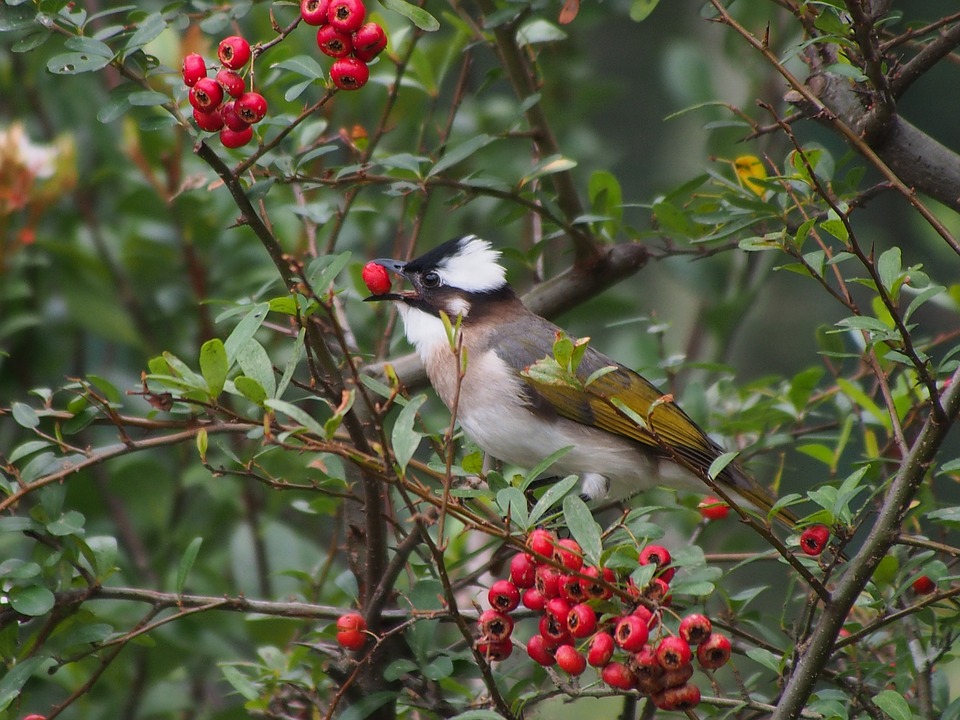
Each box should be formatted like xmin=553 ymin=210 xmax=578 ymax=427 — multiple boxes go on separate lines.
xmin=362 ymin=262 xmax=391 ymax=295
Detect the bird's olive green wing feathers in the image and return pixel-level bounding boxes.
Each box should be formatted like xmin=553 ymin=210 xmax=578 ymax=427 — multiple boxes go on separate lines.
xmin=493 ymin=320 xmax=795 ymax=525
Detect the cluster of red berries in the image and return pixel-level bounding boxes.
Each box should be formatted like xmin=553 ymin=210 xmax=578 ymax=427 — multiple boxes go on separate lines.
xmin=182 ymin=36 xmax=266 ymax=149
xmin=300 ymin=0 xmax=388 ymax=91
xmin=476 ymin=529 xmax=732 ymax=711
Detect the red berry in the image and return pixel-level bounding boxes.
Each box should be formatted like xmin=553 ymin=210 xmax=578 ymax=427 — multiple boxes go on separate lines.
xmin=189 ymin=77 xmax=224 ymax=112
xmin=300 ymin=0 xmax=331 ymax=25
xmin=912 ymin=574 xmax=936 ymax=594
xmin=631 ymin=604 xmax=658 ymax=630
xmin=193 ymin=107 xmax=224 ymax=132
xmin=544 ymin=597 xmax=571 ymax=622
xmin=800 ymin=524 xmax=830 ymax=556
xmin=336 ymin=612 xmax=366 ymax=633
xmin=555 ymin=644 xmax=587 ymax=675
xmin=219 ymin=125 xmax=254 ymax=149
xmin=526 ymin=528 xmax=555 ymax=558
xmin=182 ymin=53 xmax=207 ymax=87
xmin=698 ymin=495 xmax=730 ymax=520
xmin=601 ymin=661 xmax=636 ymax=690
xmin=662 ymin=662 xmax=694 ymax=689
xmin=220 ymin=101 xmax=249 ymax=132
xmin=522 ymin=587 xmax=545 ymax=612
xmin=615 ymin=615 xmax=649 ymax=652
xmin=337 ymin=628 xmax=366 ymax=650
xmin=335 ymin=612 xmax=367 ymax=650
xmin=559 ymin=573 xmax=588 ymax=603
xmin=583 ymin=565 xmax=615 ymax=600
xmin=526 ymin=633 xmax=555 ymax=666
xmin=538 ymin=613 xmax=571 ymax=648
xmin=352 ymin=22 xmax=387 ymax=62
xmin=645 ymin=577 xmax=672 ymax=605
xmin=216 ymin=68 xmax=246 ymax=98
xmin=678 ymin=613 xmax=712 ymax=645
xmin=22 ymin=716 xmax=47 ymax=720
xmin=218 ymin=35 xmax=251 ymax=70
xmin=317 ymin=24 xmax=353 ymax=58
xmin=555 ymin=538 xmax=583 ymax=571
xmin=630 ymin=644 xmax=664 ymax=689
xmin=236 ymin=92 xmax=268 ymax=124
xmin=653 ymin=683 xmax=701 ymax=710
xmin=655 ymin=636 xmax=692 ymax=671
xmin=639 ymin=544 xmax=675 ymax=583
xmin=477 ymin=639 xmax=512 ymax=662
xmin=477 ymin=609 xmax=513 ymax=642
xmin=587 ymin=632 xmax=615 ymax=667
xmin=509 ymin=553 xmax=536 ymax=588
xmin=566 ymin=603 xmax=597 ymax=639
xmin=535 ymin=565 xmax=561 ymax=599
xmin=696 ymin=632 xmax=731 ymax=670
xmin=327 ymin=0 xmax=365 ymax=33
xmin=488 ymin=579 xmax=521 ymax=613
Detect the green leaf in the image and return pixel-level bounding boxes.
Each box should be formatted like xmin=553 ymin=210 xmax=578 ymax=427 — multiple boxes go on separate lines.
xmin=516 ymin=19 xmax=567 ymax=47
xmin=234 ymin=376 xmax=268 ymax=405
xmin=0 ymin=656 xmax=46 ymax=712
xmin=380 ymin=0 xmax=439 ymax=31
xmin=449 ymin=712 xmax=510 ymax=720
xmin=123 ymin=11 xmax=166 ymax=57
xmin=528 ymin=475 xmax=579 ymax=527
xmin=236 ymin=339 xmax=276 ymax=399
xmin=223 ymin=303 xmax=269 ymax=367
xmin=391 ymin=394 xmax=427 ymax=472
xmin=876 ymin=247 xmax=901 ymax=296
xmin=47 ymin=51 xmax=111 ymax=74
xmin=746 ymin=646 xmax=784 ymax=673
xmin=9 ymin=584 xmax=55 ymax=616
xmin=276 ymin=328 xmax=305 ymax=399
xmin=428 ymin=134 xmax=495 ymax=177
xmin=307 ymin=252 xmax=351 ymax=290
xmin=630 ymin=0 xmax=660 ymax=22
xmin=47 ymin=510 xmax=85 ymax=536
xmin=265 ymin=399 xmax=328 ymax=438
xmin=496 ymin=487 xmax=529 ymax=529
xmin=872 ymin=690 xmax=912 ymax=720
xmin=707 ymin=451 xmax=738 ymax=481
xmin=199 ymin=338 xmax=228 ymax=397
xmin=220 ymin=664 xmax=260 ymax=701
xmin=11 ymin=401 xmax=39 ymax=428
xmin=176 ymin=537 xmax=203 ymax=595
xmin=563 ymin=495 xmax=602 ymax=565
xmin=273 ymin=54 xmax=326 ymax=79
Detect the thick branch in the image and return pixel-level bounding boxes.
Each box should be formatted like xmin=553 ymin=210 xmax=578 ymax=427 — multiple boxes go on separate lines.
xmin=772 ymin=369 xmax=960 ymax=719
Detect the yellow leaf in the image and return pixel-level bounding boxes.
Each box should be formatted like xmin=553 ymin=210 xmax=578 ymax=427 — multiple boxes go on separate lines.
xmin=733 ymin=155 xmax=768 ymax=197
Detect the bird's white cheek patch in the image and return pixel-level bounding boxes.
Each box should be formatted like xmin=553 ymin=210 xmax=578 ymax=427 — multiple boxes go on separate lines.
xmin=436 ymin=236 xmax=506 ymax=293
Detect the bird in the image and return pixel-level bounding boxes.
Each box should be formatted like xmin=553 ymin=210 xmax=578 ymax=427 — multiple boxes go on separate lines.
xmin=364 ymin=235 xmax=794 ymax=527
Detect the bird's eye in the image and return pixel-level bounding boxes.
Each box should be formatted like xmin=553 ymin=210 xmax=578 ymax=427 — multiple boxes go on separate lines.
xmin=422 ymin=271 xmax=442 ymax=288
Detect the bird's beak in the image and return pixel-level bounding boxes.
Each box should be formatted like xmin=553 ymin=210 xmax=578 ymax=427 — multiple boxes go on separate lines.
xmin=362 ymin=258 xmax=409 ymax=303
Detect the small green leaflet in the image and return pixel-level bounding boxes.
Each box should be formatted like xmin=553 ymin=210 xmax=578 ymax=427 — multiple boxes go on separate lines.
xmin=380 ymin=0 xmax=440 ymax=31
xmin=176 ymin=537 xmax=203 ymax=595
xmin=391 ymin=395 xmax=427 ymax=472
xmin=563 ymin=495 xmax=602 ymax=565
